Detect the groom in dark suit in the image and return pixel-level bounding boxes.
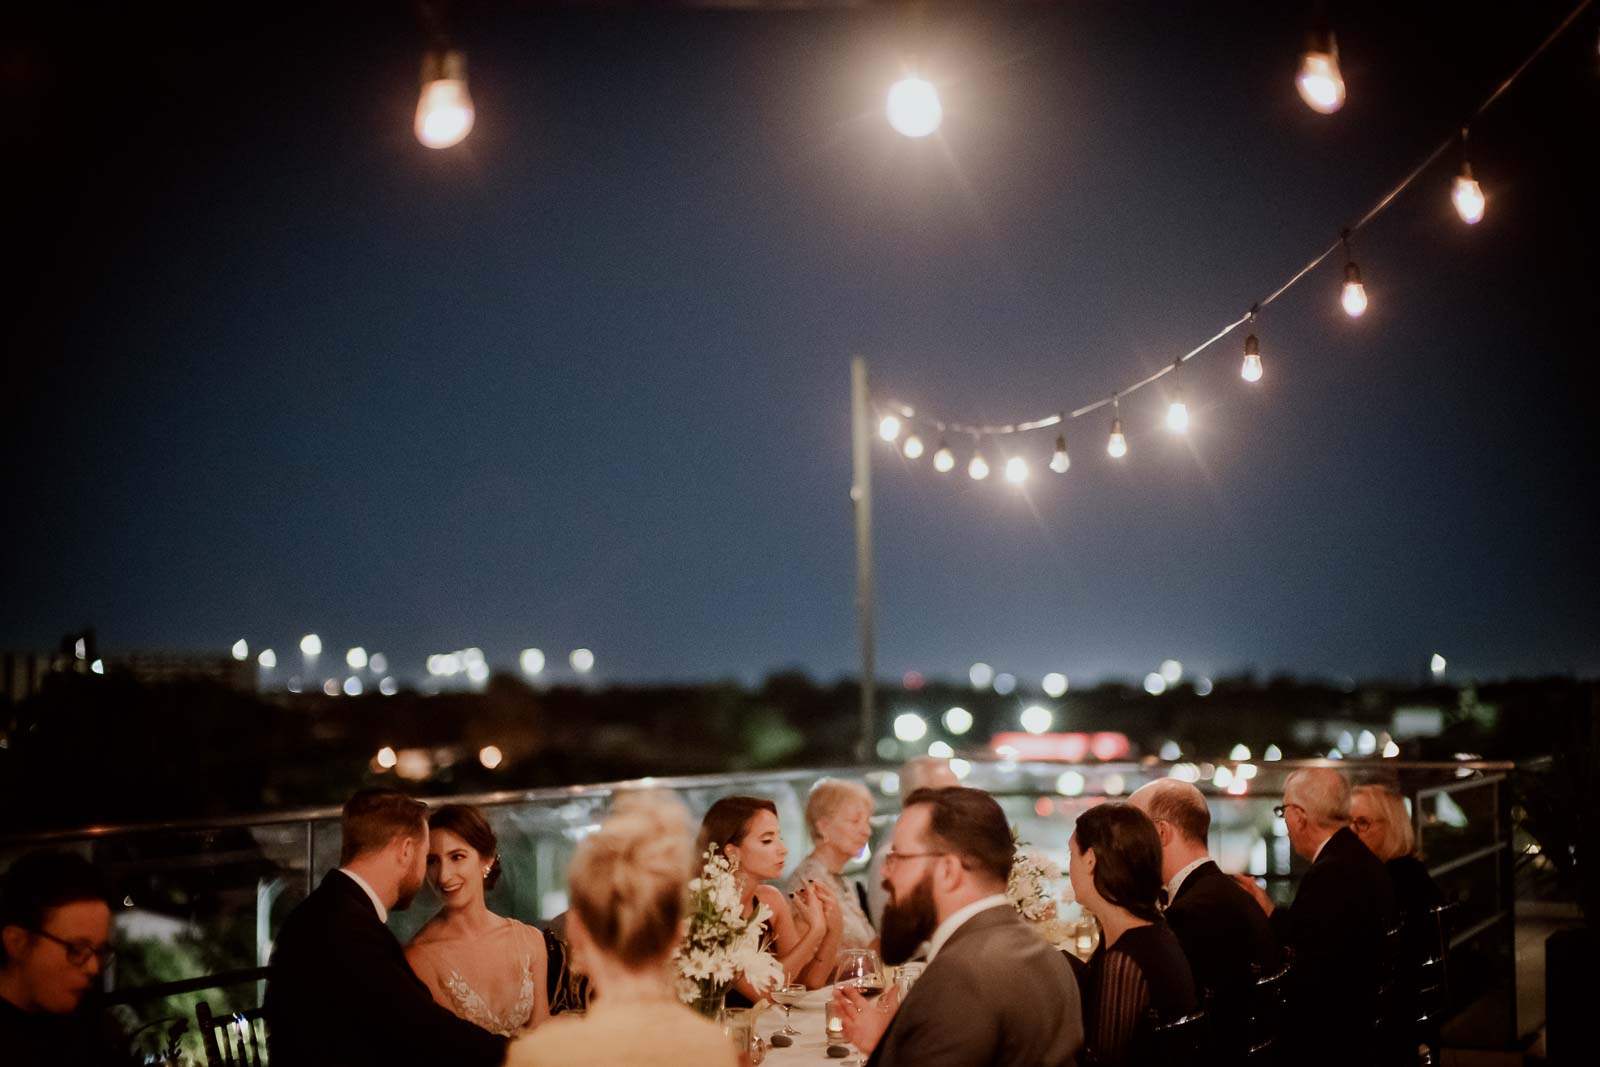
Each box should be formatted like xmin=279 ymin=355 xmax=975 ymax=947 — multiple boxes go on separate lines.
xmin=1129 ymin=779 xmax=1279 ymax=1053
xmin=835 ymin=787 xmax=1082 ymax=1067
xmin=265 ymin=789 xmax=507 ymax=1067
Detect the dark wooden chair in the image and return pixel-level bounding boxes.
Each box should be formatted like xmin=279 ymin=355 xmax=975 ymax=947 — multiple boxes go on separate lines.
xmin=194 ymin=1002 xmax=266 ymax=1067
xmin=1246 ymin=950 xmax=1292 ymax=1065
xmin=1411 ymin=901 xmax=1456 ymax=1065
xmin=1147 ymin=1006 xmax=1210 ymax=1064
xmin=541 ymin=924 xmax=591 ymax=1015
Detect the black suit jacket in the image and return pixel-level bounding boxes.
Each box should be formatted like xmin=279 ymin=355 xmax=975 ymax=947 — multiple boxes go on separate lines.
xmin=1270 ymin=828 xmax=1399 ymax=1064
xmin=265 ymin=871 xmax=507 ymax=1067
xmin=1165 ymin=860 xmax=1280 ymax=1050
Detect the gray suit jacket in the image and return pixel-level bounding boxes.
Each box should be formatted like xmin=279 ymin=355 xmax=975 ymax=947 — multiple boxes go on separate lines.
xmin=868 ymin=904 xmax=1083 ymax=1067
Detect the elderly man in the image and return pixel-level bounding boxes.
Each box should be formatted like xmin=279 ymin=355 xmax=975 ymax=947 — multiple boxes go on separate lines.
xmin=1235 ymin=767 xmax=1398 ymax=1066
xmin=835 ymin=786 xmax=1082 ymax=1067
xmin=865 ymin=756 xmax=959 ymax=930
xmin=266 ymin=789 xmax=508 ymax=1067
xmin=1128 ymin=779 xmax=1279 ymax=1053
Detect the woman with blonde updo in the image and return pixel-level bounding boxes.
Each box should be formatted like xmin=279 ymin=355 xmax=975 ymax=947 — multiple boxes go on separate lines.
xmin=786 ymin=779 xmax=877 ymax=948
xmin=505 ymin=798 xmax=737 ymax=1067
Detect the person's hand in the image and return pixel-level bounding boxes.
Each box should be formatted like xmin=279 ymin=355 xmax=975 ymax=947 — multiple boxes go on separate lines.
xmin=791 ymin=882 xmax=825 ymax=928
xmin=1232 ymin=873 xmax=1275 ymax=916
xmin=833 ymin=982 xmax=899 ymax=1055
xmin=810 ymin=879 xmax=843 ymax=931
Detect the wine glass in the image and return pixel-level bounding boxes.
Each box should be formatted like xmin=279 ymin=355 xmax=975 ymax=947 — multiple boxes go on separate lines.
xmin=770 ymin=982 xmax=806 ymax=1036
xmin=829 ymin=948 xmax=886 ymax=1065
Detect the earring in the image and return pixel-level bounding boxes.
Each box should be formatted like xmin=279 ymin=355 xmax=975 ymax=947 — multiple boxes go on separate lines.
xmin=483 ymin=866 xmax=491 ymax=878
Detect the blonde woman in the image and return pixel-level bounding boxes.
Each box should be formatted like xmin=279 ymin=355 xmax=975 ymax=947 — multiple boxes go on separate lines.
xmin=786 ymin=779 xmax=877 ymax=948
xmin=505 ymin=798 xmax=736 ymax=1067
xmin=1350 ymin=784 xmax=1444 ymax=926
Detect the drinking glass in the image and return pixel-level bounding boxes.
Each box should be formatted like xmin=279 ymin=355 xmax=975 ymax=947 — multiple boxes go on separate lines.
xmin=771 ymin=982 xmax=807 ymax=1036
xmin=829 ymin=948 xmax=886 ymax=1065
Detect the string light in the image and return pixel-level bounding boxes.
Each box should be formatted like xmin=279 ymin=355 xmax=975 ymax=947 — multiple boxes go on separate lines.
xmin=878 ymin=414 xmax=902 ymax=441
xmin=1107 ymin=396 xmax=1128 ymax=459
xmin=1296 ymin=30 xmax=1346 ymax=114
xmin=886 ymin=76 xmax=943 ymax=138
xmin=968 ymin=449 xmax=990 ymax=480
xmin=933 ymin=440 xmax=955 ymax=472
xmin=415 ymin=50 xmax=475 ymax=149
xmin=1340 ymin=230 xmax=1368 ymax=318
xmin=902 ymin=433 xmax=924 ymax=459
xmin=1049 ymin=433 xmax=1071 ymax=473
xmin=1165 ymin=362 xmax=1190 ymax=434
xmin=1004 ymin=455 xmax=1028 ymax=484
xmin=1453 ymin=128 xmax=1486 ymax=224
xmin=1241 ymin=308 xmax=1264 ymax=382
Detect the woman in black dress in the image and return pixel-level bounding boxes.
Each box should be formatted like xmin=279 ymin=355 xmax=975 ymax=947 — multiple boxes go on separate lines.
xmin=1068 ymin=803 xmax=1199 ymax=1067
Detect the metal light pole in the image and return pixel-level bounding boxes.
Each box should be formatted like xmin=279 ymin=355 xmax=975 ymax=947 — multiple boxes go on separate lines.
xmin=850 ymin=356 xmax=876 ymax=761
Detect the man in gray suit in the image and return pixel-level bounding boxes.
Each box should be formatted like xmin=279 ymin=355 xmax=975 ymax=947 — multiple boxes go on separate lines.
xmin=835 ymin=787 xmax=1082 ymax=1067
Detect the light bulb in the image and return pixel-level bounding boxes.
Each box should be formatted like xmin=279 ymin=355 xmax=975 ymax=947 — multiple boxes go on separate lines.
xmin=968 ymin=452 xmax=990 ymax=480
xmin=878 ymin=414 xmax=901 ymax=441
xmin=1107 ymin=418 xmax=1128 ymax=459
xmin=1166 ymin=397 xmax=1190 ymax=433
xmin=1452 ymin=166 xmax=1485 ymax=224
xmin=902 ymin=433 xmax=924 ymax=459
xmin=1296 ymin=35 xmax=1345 ymax=114
xmin=1341 ymin=262 xmax=1368 ymax=317
xmin=1049 ymin=434 xmax=1071 ymax=473
xmin=886 ymin=77 xmax=943 ymax=138
xmin=1241 ymin=333 xmax=1263 ymax=382
xmin=415 ymin=51 xmax=475 ymax=149
xmin=1004 ymin=456 xmax=1027 ymax=484
xmin=933 ymin=441 xmax=955 ymax=472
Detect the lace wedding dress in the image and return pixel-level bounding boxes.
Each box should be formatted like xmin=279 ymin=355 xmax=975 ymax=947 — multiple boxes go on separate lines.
xmin=406 ymin=917 xmax=550 ymax=1036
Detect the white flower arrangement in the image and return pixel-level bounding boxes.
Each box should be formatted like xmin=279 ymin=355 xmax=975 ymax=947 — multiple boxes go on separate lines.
xmin=1008 ymin=838 xmax=1073 ymax=944
xmin=674 ymin=845 xmax=785 ymax=1008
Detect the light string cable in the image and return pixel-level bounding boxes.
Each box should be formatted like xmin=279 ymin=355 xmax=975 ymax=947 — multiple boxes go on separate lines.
xmin=879 ymin=0 xmax=1596 ymax=437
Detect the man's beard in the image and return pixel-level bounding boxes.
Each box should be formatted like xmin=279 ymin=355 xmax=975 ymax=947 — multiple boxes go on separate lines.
xmin=879 ymin=874 xmax=937 ymax=965
xmin=394 ymin=867 xmax=425 ymax=911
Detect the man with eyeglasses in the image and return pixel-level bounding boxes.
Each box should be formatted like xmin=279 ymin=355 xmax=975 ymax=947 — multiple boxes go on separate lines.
xmin=1233 ymin=767 xmax=1398 ymax=1067
xmin=833 ymin=786 xmax=1082 ymax=1067
xmin=0 ymin=849 xmax=126 ymax=1066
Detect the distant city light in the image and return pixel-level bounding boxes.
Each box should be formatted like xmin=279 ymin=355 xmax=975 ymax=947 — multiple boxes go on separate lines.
xmin=1020 ymin=705 xmax=1053 ymax=734
xmin=943 ymin=707 xmax=974 ymax=734
xmin=343 ymin=677 xmax=363 ymax=696
xmin=1195 ymin=677 xmax=1213 ymax=697
xmin=1143 ymin=673 xmax=1167 ymax=696
xmin=1103 ymin=774 xmax=1127 ymax=796
xmin=1328 ymin=748 xmax=1344 ymax=760
xmin=1159 ymin=740 xmax=1182 ymax=761
xmin=287 ymin=678 xmax=303 ymax=693
xmin=520 ymin=648 xmax=546 ymax=675
xmin=466 ymin=661 xmax=490 ymax=685
xmin=876 ymin=738 xmax=899 ymax=760
xmin=893 ymin=712 xmax=928 ymax=743
xmin=74 ymin=638 xmax=86 ymax=661
xmin=927 ymin=740 xmax=954 ymax=759
xmin=1042 ymin=672 xmax=1068 ymax=698
xmin=1213 ymin=765 xmax=1235 ymax=788
xmin=231 ymin=639 xmax=249 ymax=662
xmin=322 ymin=679 xmax=339 ymax=696
xmin=1160 ymin=659 xmax=1183 ymax=685
xmin=1229 ymin=743 xmax=1251 ymax=761
xmin=258 ymin=649 xmax=276 ymax=669
xmin=1383 ymin=739 xmax=1400 ymax=758
xmin=879 ymin=772 xmax=901 ymax=796
xmin=1264 ymin=744 xmax=1283 ymax=761
xmin=479 ymin=745 xmax=504 ymax=770
xmin=969 ymin=663 xmax=994 ymax=689
xmin=1056 ymin=771 xmax=1086 ymax=797
xmin=1430 ymin=653 xmax=1447 ymax=676
xmin=902 ymin=670 xmax=924 ymax=690
xmin=1226 ymin=777 xmax=1250 ymax=796
xmin=379 ymin=677 xmax=398 ymax=696
xmin=300 ymin=634 xmax=322 ymax=657
xmin=1237 ymin=762 xmax=1258 ymax=779
xmin=1169 ymin=763 xmax=1201 ymax=782
xmin=90 ymin=659 xmax=105 ymax=675
xmin=376 ymin=746 xmax=397 ymax=769
xmin=463 ymin=647 xmax=485 ymax=668
xmin=1337 ymin=731 xmax=1354 ymax=754
xmin=346 ymin=647 xmax=368 ymax=670
xmin=949 ymin=758 xmax=972 ymax=780
xmin=368 ymin=653 xmax=387 ymax=674
xmin=570 ymin=648 xmax=595 ymax=673
xmin=1357 ymin=730 xmax=1377 ymax=756
xmin=993 ymin=673 xmax=1017 ymax=696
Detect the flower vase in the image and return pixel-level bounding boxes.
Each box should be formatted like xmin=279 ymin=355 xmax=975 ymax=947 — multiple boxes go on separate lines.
xmin=690 ymin=988 xmax=727 ymax=1019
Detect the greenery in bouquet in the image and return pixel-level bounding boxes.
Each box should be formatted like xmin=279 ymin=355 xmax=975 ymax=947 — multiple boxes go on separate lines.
xmin=674 ymin=845 xmax=785 ymax=1007
xmin=1008 ymin=835 xmax=1072 ymax=944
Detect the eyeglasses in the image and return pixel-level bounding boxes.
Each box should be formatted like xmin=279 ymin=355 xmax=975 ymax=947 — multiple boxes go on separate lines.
xmin=31 ymin=928 xmax=115 ymax=969
xmin=1273 ymin=803 xmax=1306 ymax=819
xmin=1351 ymin=816 xmax=1382 ymax=833
xmin=882 ymin=849 xmax=947 ymax=868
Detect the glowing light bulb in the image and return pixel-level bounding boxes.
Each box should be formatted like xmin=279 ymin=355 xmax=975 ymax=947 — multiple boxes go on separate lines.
xmin=1049 ymin=434 xmax=1070 ymax=473
xmin=878 ymin=414 xmax=902 ymax=441
xmin=300 ymin=634 xmax=322 ymax=657
xmin=1453 ymin=167 xmax=1485 ymax=224
xmin=1341 ymin=262 xmax=1368 ymax=317
xmin=932 ymin=441 xmax=955 ymax=472
xmin=414 ymin=50 xmax=475 ymax=149
xmin=376 ymin=746 xmax=398 ymax=769
xmin=258 ymin=649 xmax=277 ymax=669
xmin=886 ymin=77 xmax=943 ymax=138
xmin=1004 ymin=456 xmax=1027 ymax=484
xmin=968 ymin=452 xmax=989 ymax=480
xmin=1107 ymin=418 xmax=1128 ymax=459
xmin=1241 ymin=333 xmax=1263 ymax=382
xmin=231 ymin=639 xmax=249 ymax=661
xmin=1166 ymin=397 xmax=1189 ymax=433
xmin=902 ymin=433 xmax=924 ymax=459
xmin=1296 ymin=36 xmax=1346 ymax=114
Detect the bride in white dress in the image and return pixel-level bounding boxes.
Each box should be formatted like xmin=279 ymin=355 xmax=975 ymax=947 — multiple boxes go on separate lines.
xmin=405 ymin=804 xmax=550 ymax=1036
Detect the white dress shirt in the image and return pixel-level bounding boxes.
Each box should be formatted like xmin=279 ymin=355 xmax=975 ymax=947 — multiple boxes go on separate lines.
xmin=338 ymin=867 xmax=388 ymax=924
xmin=1164 ymin=856 xmax=1211 ymax=903
xmin=925 ymin=894 xmax=1011 ymax=963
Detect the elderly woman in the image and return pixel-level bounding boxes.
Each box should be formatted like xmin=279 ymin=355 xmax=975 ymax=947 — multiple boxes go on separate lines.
xmin=1350 ymin=784 xmax=1444 ymax=921
xmin=786 ymin=779 xmax=877 ymax=948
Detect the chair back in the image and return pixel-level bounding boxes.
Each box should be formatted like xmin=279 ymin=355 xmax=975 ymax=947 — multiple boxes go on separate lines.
xmin=1414 ymin=901 xmax=1456 ymax=1023
xmin=1147 ymin=1006 xmax=1210 ymax=1064
xmin=1246 ymin=950 xmax=1292 ymax=1064
xmin=194 ymin=1002 xmax=266 ymax=1067
xmin=541 ymin=925 xmax=592 ymax=1015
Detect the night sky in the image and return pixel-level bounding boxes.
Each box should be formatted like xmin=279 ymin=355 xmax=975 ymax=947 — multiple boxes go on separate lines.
xmin=5 ymin=1 xmax=1598 ymax=688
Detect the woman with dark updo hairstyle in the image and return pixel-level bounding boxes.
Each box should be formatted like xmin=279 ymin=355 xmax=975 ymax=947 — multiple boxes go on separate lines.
xmin=1068 ymin=803 xmax=1198 ymax=1067
xmin=406 ymin=804 xmax=549 ymax=1035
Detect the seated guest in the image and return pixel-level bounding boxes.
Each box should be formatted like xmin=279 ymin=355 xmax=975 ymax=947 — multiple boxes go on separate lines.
xmin=0 ymin=851 xmax=126 ymax=1067
xmin=698 ymin=796 xmax=842 ymax=1000
xmin=1068 ymin=803 xmax=1198 ymax=1067
xmin=1235 ymin=769 xmax=1399 ymax=1067
xmin=266 ymin=789 xmax=508 ymax=1067
xmin=834 ymin=786 xmax=1083 ymax=1067
xmin=506 ymin=797 xmax=736 ymax=1067
xmin=406 ymin=804 xmax=549 ymax=1034
xmin=866 ymin=757 xmax=959 ymax=929
xmin=785 ymin=778 xmax=877 ymax=948
xmin=1128 ymin=780 xmax=1279 ymax=1055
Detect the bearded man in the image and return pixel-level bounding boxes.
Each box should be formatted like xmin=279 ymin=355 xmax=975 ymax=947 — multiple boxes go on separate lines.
xmin=266 ymin=789 xmax=508 ymax=1067
xmin=835 ymin=786 xmax=1083 ymax=1067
